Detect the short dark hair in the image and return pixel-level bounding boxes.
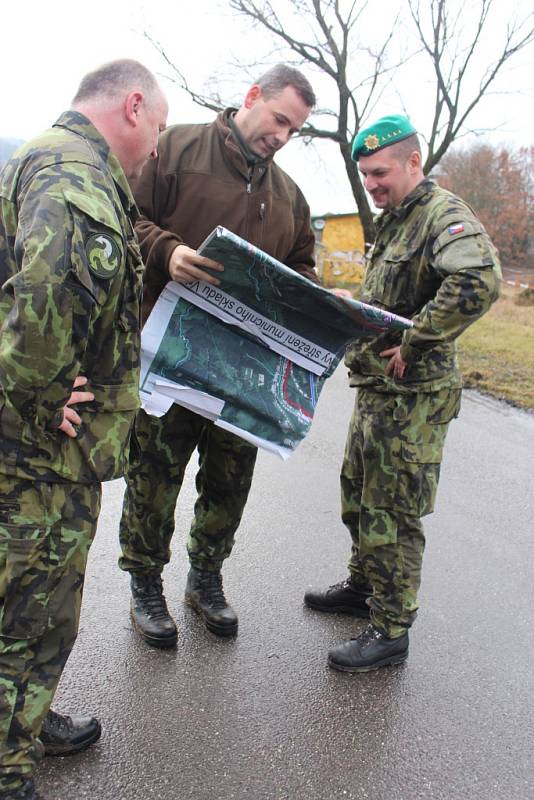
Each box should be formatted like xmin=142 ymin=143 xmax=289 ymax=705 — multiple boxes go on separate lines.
xmin=72 ymin=59 xmax=161 ymax=109
xmin=256 ymin=64 xmax=316 ymax=108
xmin=389 ymin=133 xmax=422 ymax=162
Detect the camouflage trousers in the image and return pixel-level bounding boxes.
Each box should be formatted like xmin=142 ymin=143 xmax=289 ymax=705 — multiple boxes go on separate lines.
xmin=119 ymin=405 xmax=258 ymax=575
xmin=0 ymin=476 xmax=100 ymax=792
xmin=341 ymin=386 xmax=461 ymax=638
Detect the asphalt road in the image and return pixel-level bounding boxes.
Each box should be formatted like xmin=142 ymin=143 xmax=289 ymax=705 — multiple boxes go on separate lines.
xmin=38 ymin=367 xmax=533 ymax=800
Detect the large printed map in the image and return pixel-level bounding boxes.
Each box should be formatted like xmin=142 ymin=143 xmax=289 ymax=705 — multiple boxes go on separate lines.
xmin=140 ymin=227 xmax=412 ymax=458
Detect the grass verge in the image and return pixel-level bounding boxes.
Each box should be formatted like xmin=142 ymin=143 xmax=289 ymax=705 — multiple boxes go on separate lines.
xmin=348 ymin=282 xmax=534 ymax=411
xmin=457 ymin=286 xmax=534 ymax=410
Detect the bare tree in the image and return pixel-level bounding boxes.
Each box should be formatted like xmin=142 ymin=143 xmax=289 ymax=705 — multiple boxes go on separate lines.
xmin=409 ymin=0 xmax=534 ymax=173
xmin=145 ymin=1 xmax=406 ymax=242
xmin=147 ymin=0 xmax=534 ymax=242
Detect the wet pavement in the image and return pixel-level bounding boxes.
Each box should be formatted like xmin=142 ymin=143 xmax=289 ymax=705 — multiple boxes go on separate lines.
xmin=38 ymin=367 xmax=533 ymax=799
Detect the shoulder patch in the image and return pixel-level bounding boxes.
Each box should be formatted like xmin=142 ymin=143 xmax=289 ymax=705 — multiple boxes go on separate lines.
xmin=448 ymin=223 xmax=464 ymax=235
xmin=85 ymin=233 xmax=121 ymax=279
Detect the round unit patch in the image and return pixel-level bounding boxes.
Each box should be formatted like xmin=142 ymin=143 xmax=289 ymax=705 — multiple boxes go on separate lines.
xmin=85 ymin=233 xmax=121 ymax=279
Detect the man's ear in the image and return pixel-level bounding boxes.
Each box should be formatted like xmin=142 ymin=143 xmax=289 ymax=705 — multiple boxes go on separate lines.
xmin=243 ymin=84 xmax=262 ymax=109
xmin=408 ymin=150 xmax=422 ymax=173
xmin=125 ymin=91 xmax=144 ymax=126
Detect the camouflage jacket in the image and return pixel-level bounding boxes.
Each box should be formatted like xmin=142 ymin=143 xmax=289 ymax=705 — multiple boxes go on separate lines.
xmin=0 ymin=111 xmax=143 ymax=483
xmin=345 ymin=179 xmax=501 ymax=392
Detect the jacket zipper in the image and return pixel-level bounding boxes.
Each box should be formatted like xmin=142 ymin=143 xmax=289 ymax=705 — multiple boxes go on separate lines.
xmin=259 ymin=200 xmax=266 ymax=250
xmin=246 ymin=167 xmax=266 ymax=248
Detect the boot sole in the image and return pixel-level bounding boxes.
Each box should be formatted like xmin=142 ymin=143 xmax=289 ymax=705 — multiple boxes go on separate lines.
xmin=304 ymin=599 xmax=370 ymax=618
xmin=130 ymin=611 xmax=178 ymax=648
xmin=327 ymin=650 xmax=408 ymax=673
xmin=43 ymin=721 xmax=102 ymax=757
xmin=185 ymin=596 xmax=238 ymax=637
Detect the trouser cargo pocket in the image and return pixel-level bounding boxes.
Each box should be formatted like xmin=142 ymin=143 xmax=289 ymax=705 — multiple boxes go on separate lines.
xmin=0 ymin=526 xmax=51 ymax=640
xmin=392 ymin=388 xmax=460 ymax=517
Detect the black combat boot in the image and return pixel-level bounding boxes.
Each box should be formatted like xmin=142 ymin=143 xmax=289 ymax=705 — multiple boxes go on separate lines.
xmin=328 ymin=623 xmax=409 ymax=673
xmin=185 ymin=567 xmax=238 ymax=636
xmin=0 ymin=779 xmax=45 ymax=799
xmin=304 ymin=576 xmax=372 ymax=617
xmin=40 ymin=709 xmax=101 ymax=757
xmin=130 ymin=574 xmax=178 ymax=647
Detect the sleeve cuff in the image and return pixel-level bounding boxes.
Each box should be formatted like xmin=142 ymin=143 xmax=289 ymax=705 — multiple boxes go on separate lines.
xmin=163 ymin=238 xmax=181 ymax=277
xmin=400 ymin=340 xmax=419 ymax=362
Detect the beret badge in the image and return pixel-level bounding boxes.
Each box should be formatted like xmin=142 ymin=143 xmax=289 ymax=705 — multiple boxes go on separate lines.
xmin=363 ymin=134 xmax=380 ymax=151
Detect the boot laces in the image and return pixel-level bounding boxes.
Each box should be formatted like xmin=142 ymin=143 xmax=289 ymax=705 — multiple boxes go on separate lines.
xmin=357 ymin=624 xmax=383 ymax=648
xmin=45 ymin=709 xmax=72 ymax=735
xmin=327 ymin=577 xmax=371 ymax=595
xmin=327 ymin=578 xmax=353 ymax=595
xmin=134 ymin=576 xmax=171 ymax=620
xmin=198 ymin=572 xmax=227 ymax=610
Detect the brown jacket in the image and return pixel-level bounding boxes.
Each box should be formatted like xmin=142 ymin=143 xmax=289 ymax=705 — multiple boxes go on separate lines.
xmin=134 ymin=109 xmax=317 ymax=321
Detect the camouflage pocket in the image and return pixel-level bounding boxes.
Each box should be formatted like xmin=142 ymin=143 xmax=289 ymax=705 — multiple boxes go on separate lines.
xmin=427 ymin=388 xmax=462 ymax=424
xmin=0 ymin=526 xmax=51 ymax=640
xmin=374 ymin=248 xmax=418 ymax=313
xmin=390 ymin=391 xmax=452 ymax=517
xmin=0 ymin=399 xmax=22 ymax=467
xmin=394 ymin=446 xmax=442 ymax=518
xmin=59 ymin=382 xmax=139 ymax=482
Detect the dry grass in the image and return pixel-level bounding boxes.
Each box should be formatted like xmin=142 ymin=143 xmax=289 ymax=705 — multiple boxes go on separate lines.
xmin=347 ymin=282 xmax=534 ymax=410
xmin=458 ymin=285 xmax=534 ymax=409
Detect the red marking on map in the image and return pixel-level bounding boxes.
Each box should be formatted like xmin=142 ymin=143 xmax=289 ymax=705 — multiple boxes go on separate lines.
xmin=282 ymin=361 xmax=313 ymax=418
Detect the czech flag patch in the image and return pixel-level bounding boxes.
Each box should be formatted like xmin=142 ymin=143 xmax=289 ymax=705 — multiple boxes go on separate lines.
xmin=448 ymin=223 xmax=465 ymax=235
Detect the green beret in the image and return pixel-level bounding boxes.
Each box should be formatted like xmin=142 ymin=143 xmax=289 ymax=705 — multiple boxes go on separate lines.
xmin=351 ymin=115 xmax=417 ymax=160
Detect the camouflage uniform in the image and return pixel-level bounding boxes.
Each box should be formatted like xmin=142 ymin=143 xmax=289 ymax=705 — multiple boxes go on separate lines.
xmin=0 ymin=111 xmax=142 ymax=791
xmin=342 ymin=178 xmax=501 ymax=638
xmin=119 ymin=404 xmax=257 ymax=574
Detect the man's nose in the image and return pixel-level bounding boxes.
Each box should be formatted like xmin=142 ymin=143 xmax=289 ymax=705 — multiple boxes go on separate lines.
xmin=277 ymin=128 xmax=292 ymax=147
xmin=365 ymin=175 xmax=377 ymax=191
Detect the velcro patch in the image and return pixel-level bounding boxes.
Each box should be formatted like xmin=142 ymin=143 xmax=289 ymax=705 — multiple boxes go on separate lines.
xmin=85 ymin=233 xmax=121 ymax=279
xmin=448 ymin=223 xmax=465 ymax=235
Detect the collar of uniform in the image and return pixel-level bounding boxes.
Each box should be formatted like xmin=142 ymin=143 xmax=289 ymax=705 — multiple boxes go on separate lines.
xmin=53 ymin=110 xmax=137 ymax=221
xmin=374 ymin=178 xmax=434 ymax=233
xmin=216 ymin=107 xmax=273 ymax=176
xmin=389 ymin=178 xmax=435 ymax=221
xmin=228 ymin=113 xmax=265 ymax=166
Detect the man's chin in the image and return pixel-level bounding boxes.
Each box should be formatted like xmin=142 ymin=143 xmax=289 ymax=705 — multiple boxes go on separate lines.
xmin=372 ymin=195 xmax=389 ymax=209
xmin=252 ymin=141 xmax=276 ymax=158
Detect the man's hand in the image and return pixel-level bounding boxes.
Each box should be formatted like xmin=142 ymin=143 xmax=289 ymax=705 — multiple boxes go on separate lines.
xmin=58 ymin=376 xmax=94 ymax=438
xmin=169 ymin=244 xmax=223 ymax=286
xmin=380 ymin=346 xmax=408 ymax=380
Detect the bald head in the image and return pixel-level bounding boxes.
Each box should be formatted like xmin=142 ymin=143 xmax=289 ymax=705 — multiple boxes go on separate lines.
xmin=72 ymin=59 xmax=163 ymax=112
xmin=71 ymin=59 xmax=168 ymax=181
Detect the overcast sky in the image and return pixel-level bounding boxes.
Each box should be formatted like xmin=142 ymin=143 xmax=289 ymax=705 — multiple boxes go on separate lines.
xmin=2 ymin=0 xmax=533 ymax=214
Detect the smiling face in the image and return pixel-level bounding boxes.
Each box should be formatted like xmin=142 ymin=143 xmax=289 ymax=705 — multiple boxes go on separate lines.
xmin=358 ymin=145 xmax=424 ymax=210
xmin=235 ymin=84 xmax=312 ymax=158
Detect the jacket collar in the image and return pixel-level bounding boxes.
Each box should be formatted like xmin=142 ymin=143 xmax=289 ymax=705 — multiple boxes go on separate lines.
xmin=216 ymin=108 xmax=274 ymax=178
xmin=377 ymin=178 xmax=436 ymax=228
xmin=53 ymin=110 xmax=137 ymax=219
